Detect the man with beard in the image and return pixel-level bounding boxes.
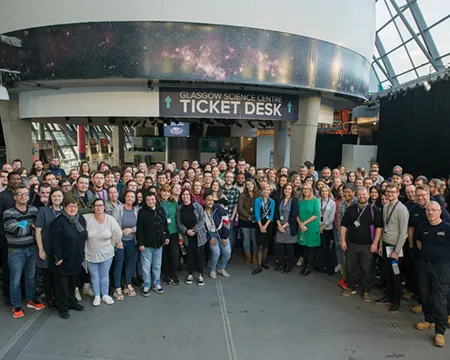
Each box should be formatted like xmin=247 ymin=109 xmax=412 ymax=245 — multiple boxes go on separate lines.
xmin=428 ymin=178 xmax=445 ymax=206
xmin=235 ymin=173 xmax=246 ymax=194
xmin=47 ymin=157 xmax=67 ymax=180
xmin=30 ymin=160 xmax=44 ymax=181
xmin=321 ymin=167 xmax=332 ymax=187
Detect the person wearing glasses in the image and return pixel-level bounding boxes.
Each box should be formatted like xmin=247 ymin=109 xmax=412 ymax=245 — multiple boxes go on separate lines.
xmin=50 ymin=195 xmax=88 ymax=319
xmin=4 ymin=185 xmax=44 ymax=318
xmin=83 ymin=199 xmax=122 ymax=306
xmin=58 ymin=178 xmax=72 ymax=193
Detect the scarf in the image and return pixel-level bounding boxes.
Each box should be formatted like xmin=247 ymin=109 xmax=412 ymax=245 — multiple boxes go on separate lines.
xmin=61 ymin=209 xmax=85 ymax=233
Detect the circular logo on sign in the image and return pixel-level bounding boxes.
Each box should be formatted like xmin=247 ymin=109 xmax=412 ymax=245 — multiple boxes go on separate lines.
xmin=170 ymin=127 xmax=184 ymax=135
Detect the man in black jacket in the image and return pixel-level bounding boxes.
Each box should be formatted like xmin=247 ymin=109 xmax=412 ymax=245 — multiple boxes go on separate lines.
xmin=0 ymin=172 xmax=22 ymax=306
xmin=137 ymin=193 xmax=169 ymax=297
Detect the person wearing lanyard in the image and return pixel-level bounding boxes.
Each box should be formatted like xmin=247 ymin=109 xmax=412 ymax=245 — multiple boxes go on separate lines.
xmin=92 ymin=172 xmax=108 ymax=201
xmin=375 ymin=183 xmax=409 ymax=313
xmin=158 ymin=184 xmax=181 ymax=286
xmin=340 ymin=187 xmax=383 ymax=302
xmin=318 ymin=186 xmax=336 ymax=275
xmin=252 ymin=184 xmax=275 ymax=275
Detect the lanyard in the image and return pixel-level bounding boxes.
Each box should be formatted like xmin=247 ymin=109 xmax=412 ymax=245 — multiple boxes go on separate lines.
xmin=321 ymin=199 xmax=331 ymax=215
xmin=162 ymin=202 xmax=171 ymax=218
xmin=356 ymin=205 xmax=368 ymax=222
xmin=261 ymin=198 xmax=271 ymax=219
xmin=95 ymin=189 xmax=106 ymax=200
xmin=385 ymin=201 xmax=399 ymax=225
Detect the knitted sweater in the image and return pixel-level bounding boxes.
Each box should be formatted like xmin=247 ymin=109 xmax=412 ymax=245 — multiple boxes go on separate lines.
xmin=3 ymin=205 xmax=38 ymax=247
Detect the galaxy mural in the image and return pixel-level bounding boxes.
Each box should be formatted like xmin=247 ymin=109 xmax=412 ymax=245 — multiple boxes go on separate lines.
xmin=0 ymin=22 xmax=370 ymax=99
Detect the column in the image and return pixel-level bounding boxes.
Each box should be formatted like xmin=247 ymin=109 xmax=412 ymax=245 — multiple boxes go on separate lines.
xmin=39 ymin=123 xmax=45 ymax=140
xmin=111 ymin=126 xmax=125 ymax=166
xmin=289 ymin=95 xmax=321 ymax=170
xmin=273 ymin=121 xmax=289 ymax=169
xmin=77 ymin=125 xmax=86 ymax=160
xmin=0 ymin=100 xmax=33 ymax=169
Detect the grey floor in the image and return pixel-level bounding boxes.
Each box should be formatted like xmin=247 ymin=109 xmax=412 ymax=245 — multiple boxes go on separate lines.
xmin=0 ymin=260 xmax=448 ymax=360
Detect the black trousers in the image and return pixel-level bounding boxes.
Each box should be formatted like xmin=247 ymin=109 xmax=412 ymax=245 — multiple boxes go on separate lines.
xmin=163 ymin=233 xmax=180 ymax=278
xmin=42 ymin=268 xmax=55 ymax=305
xmin=418 ymin=260 xmax=450 ymax=335
xmin=275 ymin=243 xmax=295 ymax=269
xmin=54 ymin=271 xmax=78 ymax=312
xmin=401 ymin=242 xmax=415 ymax=293
xmin=347 ymin=242 xmax=374 ymax=292
xmin=381 ymin=243 xmax=403 ymax=305
xmin=303 ymin=247 xmax=316 ymax=267
xmin=187 ymin=235 xmax=205 ymax=275
xmin=0 ymin=234 xmax=10 ymax=302
xmin=321 ymin=230 xmax=335 ymax=275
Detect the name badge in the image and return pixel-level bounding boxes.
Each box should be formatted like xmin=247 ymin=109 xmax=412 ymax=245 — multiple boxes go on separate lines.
xmin=250 ymin=207 xmax=253 ymax=212
xmin=353 ymin=220 xmax=361 ymax=228
xmin=280 ymin=215 xmax=284 ymax=221
xmin=167 ymin=218 xmax=172 ymax=224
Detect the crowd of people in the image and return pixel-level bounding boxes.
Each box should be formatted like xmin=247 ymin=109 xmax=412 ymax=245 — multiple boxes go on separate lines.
xmin=0 ymin=157 xmax=449 ymax=348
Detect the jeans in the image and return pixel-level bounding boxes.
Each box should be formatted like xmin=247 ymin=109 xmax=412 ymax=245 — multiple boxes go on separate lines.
xmin=241 ymin=227 xmax=257 ymax=253
xmin=418 ymin=260 xmax=450 ymax=335
xmin=8 ymin=246 xmax=37 ymax=308
xmin=347 ymin=242 xmax=374 ymax=292
xmin=114 ymin=240 xmax=136 ymax=288
xmin=228 ymin=221 xmax=236 ymax=253
xmin=209 ymin=234 xmax=231 ymax=271
xmin=87 ymin=258 xmax=113 ymax=297
xmin=334 ymin=227 xmax=343 ymax=266
xmin=141 ymin=247 xmax=163 ymax=288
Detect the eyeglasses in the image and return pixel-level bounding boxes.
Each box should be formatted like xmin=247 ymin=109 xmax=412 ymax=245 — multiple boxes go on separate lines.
xmin=94 ymin=205 xmax=105 ymax=208
xmin=66 ymin=205 xmax=78 ymax=209
xmin=15 ymin=193 xmax=29 ymax=197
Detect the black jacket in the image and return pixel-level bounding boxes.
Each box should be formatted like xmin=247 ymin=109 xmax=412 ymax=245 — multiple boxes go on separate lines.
xmin=136 ymin=204 xmax=168 ymax=248
xmin=274 ymin=198 xmax=299 ymax=237
xmin=50 ymin=215 xmax=87 ymax=276
xmin=0 ymin=189 xmax=15 ymax=233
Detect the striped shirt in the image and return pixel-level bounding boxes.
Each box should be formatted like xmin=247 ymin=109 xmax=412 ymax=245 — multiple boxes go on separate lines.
xmin=4 ymin=205 xmax=38 ymax=247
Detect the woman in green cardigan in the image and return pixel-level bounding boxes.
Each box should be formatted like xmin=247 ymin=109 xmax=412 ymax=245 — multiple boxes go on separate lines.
xmin=297 ymin=184 xmax=320 ymax=276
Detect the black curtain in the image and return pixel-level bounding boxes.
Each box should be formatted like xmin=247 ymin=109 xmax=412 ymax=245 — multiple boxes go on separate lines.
xmin=314 ymin=134 xmax=358 ymax=170
xmin=377 ymin=79 xmax=450 ymax=178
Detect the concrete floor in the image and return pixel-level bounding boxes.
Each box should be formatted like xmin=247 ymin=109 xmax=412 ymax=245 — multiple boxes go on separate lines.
xmin=0 ymin=260 xmax=448 ymax=360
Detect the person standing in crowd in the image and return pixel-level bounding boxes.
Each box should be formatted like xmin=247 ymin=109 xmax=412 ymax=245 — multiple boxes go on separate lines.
xmin=0 ymin=172 xmax=23 ymax=306
xmin=340 ymin=187 xmax=383 ymax=302
xmin=50 ymin=195 xmax=87 ymax=319
xmin=29 ymin=160 xmax=44 ymax=182
xmin=105 ymin=186 xmax=121 ymax=216
xmin=79 ymin=162 xmax=90 ymax=177
xmin=136 ymin=192 xmax=169 ymax=296
xmin=414 ymin=201 xmax=450 ymax=347
xmin=35 ymin=187 xmax=64 ymax=309
xmin=71 ymin=175 xmax=93 ymax=215
xmin=84 ymin=199 xmax=122 ymax=306
xmin=59 ymin=178 xmax=72 ymax=193
xmin=210 ymin=180 xmax=228 ymax=209
xmin=428 ymin=178 xmax=445 ymax=206
xmin=211 ymin=166 xmax=225 ymax=186
xmin=0 ymin=170 xmax=9 ymax=192
xmin=347 ymin=171 xmax=356 ymax=184
xmin=158 ymin=184 xmax=181 ymax=286
xmin=134 ymin=171 xmax=145 ymax=191
xmin=4 ymin=185 xmax=43 ymax=318
xmin=11 ymin=159 xmax=22 ymax=172
xmin=192 ymin=180 xmax=205 ymax=206
xmin=274 ymin=183 xmax=298 ymax=274
xmin=369 ymin=186 xmax=382 ymax=210
xmin=318 ymin=185 xmax=336 ymax=275
xmin=239 ymin=179 xmax=258 ymax=265
xmin=235 ymin=173 xmax=246 ymax=194
xmin=177 ymin=188 xmax=207 ymax=286
xmin=253 ymin=184 xmax=275 ymax=275
xmin=171 ymin=183 xmax=182 ymax=204
xmin=112 ymin=190 xmax=139 ymax=299
xmin=43 ymin=172 xmax=59 ymax=188
xmin=30 ymin=183 xmax=51 ymax=209
xmin=47 ymin=157 xmax=67 ymax=180
xmin=297 ymin=183 xmax=320 ymax=276
xmin=91 ymin=172 xmax=108 ymax=201
xmin=222 ymin=171 xmax=239 ymax=263
xmin=104 ymin=170 xmax=116 ymax=189
xmin=321 ymin=167 xmax=332 ymax=187
xmin=68 ymin=169 xmax=79 ymax=183
xmin=375 ymin=184 xmax=409 ymax=314
xmin=204 ymin=193 xmax=231 ymax=279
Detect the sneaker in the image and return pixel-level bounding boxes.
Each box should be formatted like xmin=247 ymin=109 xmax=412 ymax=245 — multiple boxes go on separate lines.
xmin=389 ymin=303 xmax=400 ymax=314
xmin=415 ymin=320 xmax=435 ymax=330
xmin=83 ymin=284 xmax=94 ymax=297
xmin=12 ymin=307 xmax=24 ymax=319
xmin=74 ymin=287 xmax=82 ymax=301
xmin=102 ymin=295 xmax=114 ymax=305
xmin=171 ymin=275 xmax=180 ymax=286
xmin=375 ymin=296 xmax=391 ymax=305
xmin=69 ymin=303 xmax=85 ymax=311
xmin=27 ymin=299 xmax=46 ymax=310
xmin=163 ymin=276 xmax=173 ymax=285
xmin=337 ymin=279 xmax=345 ymax=288
xmin=59 ymin=310 xmax=70 ymax=320
xmin=142 ymin=287 xmax=150 ymax=297
xmin=362 ymin=292 xmax=371 ymax=303
xmin=296 ymin=257 xmax=304 ymax=266
xmin=434 ymin=334 xmax=445 ymax=347
xmin=334 ymin=264 xmax=342 ymax=273
xmin=411 ymin=304 xmax=423 ymax=314
xmin=197 ymin=274 xmax=205 ymax=286
xmin=185 ymin=274 xmax=193 ymax=285
xmin=92 ymin=296 xmax=101 ymax=306
xmin=209 ymin=271 xmax=217 ymax=279
xmin=217 ymin=269 xmax=230 ymax=277
xmin=341 ymin=288 xmax=356 ymax=297
xmin=152 ymin=285 xmax=164 ymax=294
xmin=402 ymin=291 xmax=414 ymax=300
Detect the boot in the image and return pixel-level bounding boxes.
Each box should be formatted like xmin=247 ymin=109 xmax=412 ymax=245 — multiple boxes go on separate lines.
xmin=252 ymin=253 xmax=258 ymax=265
xmin=245 ymin=253 xmax=252 ymax=264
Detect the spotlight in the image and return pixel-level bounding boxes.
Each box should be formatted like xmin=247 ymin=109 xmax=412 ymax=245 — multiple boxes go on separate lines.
xmin=65 ymin=117 xmax=70 ymax=121
xmin=247 ymin=120 xmax=255 ymax=129
xmin=147 ymin=80 xmax=154 ymax=90
xmin=87 ymin=117 xmax=93 ymax=124
xmin=423 ymin=80 xmax=431 ymax=92
xmin=108 ymin=117 xmax=116 ymax=125
xmin=258 ymin=122 xmax=267 ymax=129
xmin=235 ymin=121 xmax=242 ymax=128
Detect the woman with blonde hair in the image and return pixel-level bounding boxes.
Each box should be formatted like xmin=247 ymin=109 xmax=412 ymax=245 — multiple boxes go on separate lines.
xmin=317 ymin=185 xmax=336 ymax=275
xmin=297 ymin=183 xmax=320 ymax=276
